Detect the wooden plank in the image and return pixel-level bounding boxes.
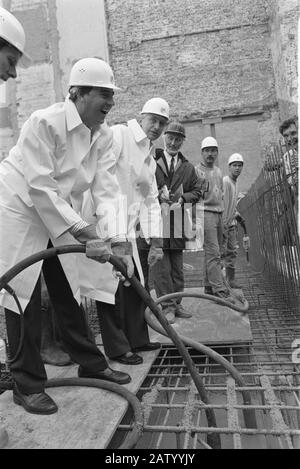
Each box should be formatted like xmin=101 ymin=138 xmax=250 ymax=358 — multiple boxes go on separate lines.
xmin=150 ymin=287 xmax=252 ymax=345
xmin=0 ymin=347 xmax=159 ymax=449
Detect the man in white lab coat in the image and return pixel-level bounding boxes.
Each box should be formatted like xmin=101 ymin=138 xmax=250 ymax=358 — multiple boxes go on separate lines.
xmin=80 ymin=98 xmax=169 ymax=364
xmin=0 ymin=58 xmax=134 ymax=415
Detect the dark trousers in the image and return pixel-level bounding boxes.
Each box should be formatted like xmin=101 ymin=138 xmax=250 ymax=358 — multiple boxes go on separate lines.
xmin=136 ymin=237 xmax=151 ymax=292
xmin=151 ymin=249 xmax=184 ymax=310
xmin=5 ymin=242 xmax=107 ymax=394
xmin=96 ymin=263 xmax=150 ymax=359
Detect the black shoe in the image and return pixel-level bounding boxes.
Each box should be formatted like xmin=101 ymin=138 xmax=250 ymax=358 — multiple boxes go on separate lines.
xmin=78 ymin=366 xmax=131 ymax=385
xmin=133 ymin=342 xmax=161 ymax=352
xmin=175 ymin=305 xmax=192 ymax=318
xmin=13 ymin=385 xmax=58 ymax=415
xmin=204 ymin=286 xmax=213 ymax=295
xmin=112 ymin=353 xmax=143 ymax=365
xmin=213 ymin=290 xmax=235 ymax=304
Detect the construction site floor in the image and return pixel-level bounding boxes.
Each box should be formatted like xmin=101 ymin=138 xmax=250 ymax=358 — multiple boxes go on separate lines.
xmin=0 ymin=345 xmax=160 ymax=449
xmin=1 ymin=249 xmax=299 ymax=449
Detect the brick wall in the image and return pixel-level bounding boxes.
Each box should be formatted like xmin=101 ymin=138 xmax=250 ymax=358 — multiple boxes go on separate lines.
xmin=0 ymin=0 xmax=297 ymax=169
xmin=105 ymin=0 xmax=277 ymax=124
xmin=268 ymin=0 xmax=298 ymax=121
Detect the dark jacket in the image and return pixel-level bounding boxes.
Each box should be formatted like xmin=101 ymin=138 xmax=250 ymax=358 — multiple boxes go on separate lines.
xmin=155 ymin=148 xmax=203 ymax=249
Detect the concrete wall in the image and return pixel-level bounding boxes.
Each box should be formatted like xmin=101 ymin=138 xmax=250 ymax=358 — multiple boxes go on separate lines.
xmin=106 ymin=0 xmax=277 ymax=121
xmin=104 ymin=0 xmax=285 ymax=191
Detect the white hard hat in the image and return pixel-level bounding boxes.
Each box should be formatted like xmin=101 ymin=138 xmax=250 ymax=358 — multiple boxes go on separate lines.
xmin=0 ymin=7 xmax=30 ymax=67
xmin=201 ymin=136 xmax=218 ymax=149
xmin=69 ymin=58 xmax=121 ymax=90
xmin=228 ymin=153 xmax=244 ymax=165
xmin=141 ymin=98 xmax=170 ymax=119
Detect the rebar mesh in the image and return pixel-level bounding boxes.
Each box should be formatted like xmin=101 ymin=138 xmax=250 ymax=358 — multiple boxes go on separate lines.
xmin=109 ymin=143 xmax=300 ymax=448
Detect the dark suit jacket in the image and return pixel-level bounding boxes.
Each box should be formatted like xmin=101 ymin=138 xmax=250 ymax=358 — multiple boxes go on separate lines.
xmin=155 ymin=148 xmax=203 ymax=249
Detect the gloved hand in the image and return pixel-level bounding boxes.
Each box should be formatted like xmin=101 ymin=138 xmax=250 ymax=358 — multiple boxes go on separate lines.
xmin=86 ymin=239 xmax=112 ymax=263
xmin=73 ymin=225 xmax=98 ymax=244
xmin=159 ymin=185 xmax=170 ymax=203
xmin=147 ymin=246 xmax=164 ymax=267
xmin=111 ymin=242 xmax=134 ymax=286
xmin=242 ymin=236 xmax=250 ymax=250
xmin=170 ymin=197 xmax=184 ymax=210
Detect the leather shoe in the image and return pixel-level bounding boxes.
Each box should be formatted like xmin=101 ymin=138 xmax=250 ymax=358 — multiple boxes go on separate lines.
xmin=112 ymin=353 xmax=143 ymax=365
xmin=13 ymin=385 xmax=58 ymax=415
xmin=132 ymin=342 xmax=161 ymax=352
xmin=78 ymin=366 xmax=131 ymax=385
xmin=175 ymin=305 xmax=192 ymax=318
xmin=204 ymin=286 xmax=213 ymax=295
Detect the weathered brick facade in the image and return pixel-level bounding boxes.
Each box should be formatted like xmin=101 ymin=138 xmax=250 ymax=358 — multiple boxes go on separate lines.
xmin=106 ymin=0 xmax=276 ymax=121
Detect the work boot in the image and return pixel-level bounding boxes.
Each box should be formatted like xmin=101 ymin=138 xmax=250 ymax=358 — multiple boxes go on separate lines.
xmin=204 ymin=286 xmax=213 ymax=295
xmin=226 ymin=267 xmax=242 ymax=289
xmin=175 ymin=304 xmax=192 ymax=319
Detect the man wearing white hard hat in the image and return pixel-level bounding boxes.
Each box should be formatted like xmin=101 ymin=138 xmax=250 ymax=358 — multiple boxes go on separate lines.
xmin=222 ymin=153 xmax=248 ymax=288
xmin=0 ymin=4 xmax=31 ymax=450
xmin=152 ymin=121 xmax=203 ymax=324
xmin=0 ymin=57 xmax=134 ymax=415
xmin=195 ymin=137 xmax=235 ymax=303
xmin=80 ymin=97 xmax=169 ymax=364
xmin=0 ymin=6 xmax=30 ymax=83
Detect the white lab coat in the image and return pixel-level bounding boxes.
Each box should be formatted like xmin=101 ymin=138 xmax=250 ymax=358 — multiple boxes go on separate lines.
xmin=0 ymin=98 xmax=125 ymax=313
xmin=80 ymin=119 xmax=162 ymax=304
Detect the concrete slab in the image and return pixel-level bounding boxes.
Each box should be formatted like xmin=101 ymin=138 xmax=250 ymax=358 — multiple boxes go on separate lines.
xmin=149 ymin=287 xmax=252 ymax=345
xmin=0 ymin=346 xmax=160 ymax=449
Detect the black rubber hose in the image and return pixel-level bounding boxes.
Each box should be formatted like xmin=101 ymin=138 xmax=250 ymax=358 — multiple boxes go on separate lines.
xmin=0 ymin=377 xmax=143 ymax=449
xmin=2 ymin=284 xmax=25 ymax=364
xmin=0 ymin=246 xmax=257 ymax=443
xmin=144 ymin=299 xmax=257 ymax=429
xmin=111 ymin=257 xmax=222 ymax=449
xmin=0 ymin=245 xmax=221 ymax=448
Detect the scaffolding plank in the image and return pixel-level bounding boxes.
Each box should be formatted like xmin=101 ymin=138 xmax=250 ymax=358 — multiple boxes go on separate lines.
xmin=150 ymin=287 xmax=252 ymax=345
xmin=0 ymin=348 xmax=159 ymax=449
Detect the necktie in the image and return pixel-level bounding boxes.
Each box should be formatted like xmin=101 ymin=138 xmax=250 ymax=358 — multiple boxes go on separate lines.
xmin=169 ymin=156 xmax=175 ymax=181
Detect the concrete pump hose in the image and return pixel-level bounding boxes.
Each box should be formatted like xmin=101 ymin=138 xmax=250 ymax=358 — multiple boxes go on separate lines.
xmin=0 ymin=246 xmax=254 ymax=445
xmin=0 ymin=245 xmax=221 ymax=448
xmin=0 ymin=245 xmax=143 ymax=450
xmin=144 ymin=301 xmax=256 ymax=429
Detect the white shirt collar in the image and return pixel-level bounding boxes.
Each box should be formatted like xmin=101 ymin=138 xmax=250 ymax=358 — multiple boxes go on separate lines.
xmin=164 ymin=150 xmax=178 ymax=168
xmin=65 ymin=96 xmax=84 ymax=132
xmin=64 ymin=96 xmax=103 ymax=143
xmin=127 ymin=119 xmax=149 ymax=144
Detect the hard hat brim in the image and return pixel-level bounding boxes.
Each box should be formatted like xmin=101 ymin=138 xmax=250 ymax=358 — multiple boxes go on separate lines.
xmin=18 ymin=51 xmax=31 ymax=68
xmin=165 ymin=130 xmax=185 ymax=138
xmin=69 ymin=82 xmax=122 ymax=91
xmin=140 ymin=111 xmax=169 ymax=120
